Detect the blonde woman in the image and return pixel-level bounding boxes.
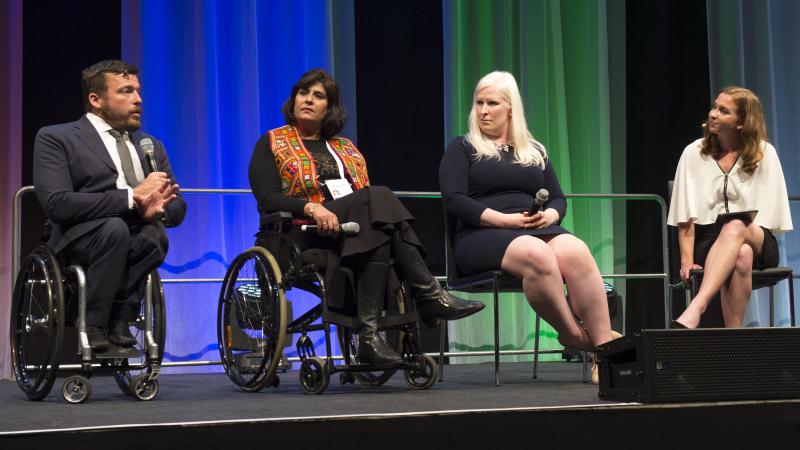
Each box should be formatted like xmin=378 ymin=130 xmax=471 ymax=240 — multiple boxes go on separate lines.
xmin=669 ymin=86 xmax=792 ymax=329
xmin=439 ymin=71 xmax=617 ymax=382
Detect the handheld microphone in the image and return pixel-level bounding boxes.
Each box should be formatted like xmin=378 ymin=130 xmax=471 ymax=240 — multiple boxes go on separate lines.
xmin=528 ymin=189 xmax=549 ymax=215
xmin=301 ymin=222 xmax=360 ymax=236
xmin=140 ymin=138 xmax=159 ymax=172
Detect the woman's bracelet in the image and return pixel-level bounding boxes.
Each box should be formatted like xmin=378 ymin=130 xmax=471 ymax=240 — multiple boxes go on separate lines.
xmin=306 ymin=203 xmax=319 ymax=217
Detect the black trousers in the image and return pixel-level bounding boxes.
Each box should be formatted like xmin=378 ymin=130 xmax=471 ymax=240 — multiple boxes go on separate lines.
xmin=61 ymin=217 xmax=168 ymax=326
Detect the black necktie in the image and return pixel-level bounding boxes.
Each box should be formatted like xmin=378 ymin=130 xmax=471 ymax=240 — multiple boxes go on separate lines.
xmin=108 ymin=129 xmax=140 ymax=187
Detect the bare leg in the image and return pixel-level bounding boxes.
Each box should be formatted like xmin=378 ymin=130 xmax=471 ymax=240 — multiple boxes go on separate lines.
xmin=546 ymin=234 xmax=613 ymax=347
xmin=501 ymin=236 xmax=593 ymax=350
xmin=676 ymin=220 xmax=763 ymax=328
xmin=719 ymin=244 xmax=753 ymax=327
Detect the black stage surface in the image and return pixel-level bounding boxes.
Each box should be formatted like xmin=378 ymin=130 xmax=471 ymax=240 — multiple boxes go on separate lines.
xmin=2 ymin=362 xmax=800 ymax=449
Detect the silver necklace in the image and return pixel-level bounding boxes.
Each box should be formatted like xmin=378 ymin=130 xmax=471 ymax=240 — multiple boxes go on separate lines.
xmin=494 ymin=142 xmax=510 ymax=152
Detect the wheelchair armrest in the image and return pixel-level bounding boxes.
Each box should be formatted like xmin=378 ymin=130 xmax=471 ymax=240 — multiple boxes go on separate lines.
xmin=262 ymin=211 xmax=293 ymax=225
xmin=260 ymin=211 xmax=317 ymax=234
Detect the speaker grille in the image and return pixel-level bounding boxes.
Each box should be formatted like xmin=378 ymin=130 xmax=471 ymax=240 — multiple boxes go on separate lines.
xmin=650 ymin=333 xmax=800 ymax=401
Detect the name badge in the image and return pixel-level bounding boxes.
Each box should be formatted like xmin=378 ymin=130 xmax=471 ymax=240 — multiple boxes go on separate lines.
xmin=325 ymin=178 xmax=353 ymax=199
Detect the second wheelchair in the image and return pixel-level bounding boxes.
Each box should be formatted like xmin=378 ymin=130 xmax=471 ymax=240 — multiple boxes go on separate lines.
xmin=216 ymin=212 xmax=437 ymax=395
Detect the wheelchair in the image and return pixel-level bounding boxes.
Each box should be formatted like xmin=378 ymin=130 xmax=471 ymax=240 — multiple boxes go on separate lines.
xmin=10 ymin=244 xmax=166 ymax=403
xmin=217 ymin=212 xmax=438 ymax=395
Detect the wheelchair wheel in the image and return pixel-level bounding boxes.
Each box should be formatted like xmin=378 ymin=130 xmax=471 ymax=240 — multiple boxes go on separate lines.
xmin=299 ymin=356 xmax=329 ymax=395
xmin=62 ymin=375 xmax=92 ymax=404
xmin=10 ymin=246 xmax=65 ymax=401
xmin=335 ymin=286 xmax=408 ymax=386
xmin=113 ymin=271 xmax=166 ymax=396
xmin=131 ymin=373 xmax=159 ymax=401
xmin=404 ymin=355 xmax=438 ymax=390
xmin=218 ymin=247 xmax=288 ymax=392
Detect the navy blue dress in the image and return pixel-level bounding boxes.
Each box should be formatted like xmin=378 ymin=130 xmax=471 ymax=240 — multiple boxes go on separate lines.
xmin=439 ymin=136 xmax=569 ymax=275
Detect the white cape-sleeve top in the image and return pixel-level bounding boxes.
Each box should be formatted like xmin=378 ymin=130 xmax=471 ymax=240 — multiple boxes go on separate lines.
xmin=668 ymin=138 xmax=793 ymax=234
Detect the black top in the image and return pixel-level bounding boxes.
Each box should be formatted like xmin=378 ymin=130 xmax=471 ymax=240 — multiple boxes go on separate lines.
xmin=248 ymin=133 xmax=342 ymax=219
xmin=439 ymin=136 xmax=567 ymax=243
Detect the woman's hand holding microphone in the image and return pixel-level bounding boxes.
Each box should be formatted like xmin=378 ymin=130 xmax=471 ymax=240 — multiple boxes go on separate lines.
xmin=305 ymin=202 xmax=340 ymax=237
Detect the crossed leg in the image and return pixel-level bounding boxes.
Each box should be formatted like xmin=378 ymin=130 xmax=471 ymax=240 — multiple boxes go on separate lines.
xmin=676 ymin=220 xmax=763 ymax=328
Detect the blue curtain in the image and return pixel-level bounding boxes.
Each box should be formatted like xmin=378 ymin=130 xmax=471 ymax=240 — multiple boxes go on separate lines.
xmin=707 ymin=0 xmax=800 ymax=326
xmin=121 ymin=0 xmax=356 ymax=371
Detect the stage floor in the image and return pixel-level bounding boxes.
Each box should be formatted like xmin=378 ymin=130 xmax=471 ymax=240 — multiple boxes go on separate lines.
xmin=4 ymin=361 xmax=800 ymax=449
xmin=0 ymin=361 xmax=614 ymax=433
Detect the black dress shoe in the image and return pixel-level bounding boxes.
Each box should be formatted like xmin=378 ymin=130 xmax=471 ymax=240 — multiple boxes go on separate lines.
xmin=417 ymin=292 xmax=485 ymax=327
xmin=390 ymin=233 xmax=485 ymax=326
xmin=108 ymin=321 xmax=137 ymax=347
xmin=86 ymin=326 xmax=110 ymax=352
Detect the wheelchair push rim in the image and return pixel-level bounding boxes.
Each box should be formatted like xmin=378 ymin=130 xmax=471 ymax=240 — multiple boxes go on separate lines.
xmin=217 ymin=246 xmax=288 ymax=392
xmin=10 ymin=246 xmax=65 ymax=401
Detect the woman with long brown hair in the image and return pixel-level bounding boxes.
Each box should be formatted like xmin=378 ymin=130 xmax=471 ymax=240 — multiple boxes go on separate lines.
xmin=669 ymin=86 xmax=792 ymax=328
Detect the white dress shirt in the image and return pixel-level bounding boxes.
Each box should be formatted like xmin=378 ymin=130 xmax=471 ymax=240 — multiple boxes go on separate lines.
xmin=85 ymin=112 xmax=145 ymax=209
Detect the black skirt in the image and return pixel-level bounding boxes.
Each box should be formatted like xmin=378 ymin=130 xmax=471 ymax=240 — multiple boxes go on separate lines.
xmin=693 ymin=223 xmax=779 ymax=269
xmin=259 ymin=186 xmax=423 ymax=308
xmin=454 ymin=225 xmax=569 ymax=276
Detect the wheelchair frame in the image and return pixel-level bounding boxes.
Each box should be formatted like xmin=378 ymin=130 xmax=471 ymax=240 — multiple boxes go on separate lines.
xmin=217 ymin=212 xmax=437 ymax=394
xmin=10 ymin=244 xmax=165 ymax=403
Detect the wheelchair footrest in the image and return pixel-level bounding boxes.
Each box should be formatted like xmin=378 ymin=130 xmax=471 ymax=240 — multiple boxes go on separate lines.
xmin=333 ymin=361 xmax=417 ymax=372
xmin=96 ymin=345 xmax=141 ymax=359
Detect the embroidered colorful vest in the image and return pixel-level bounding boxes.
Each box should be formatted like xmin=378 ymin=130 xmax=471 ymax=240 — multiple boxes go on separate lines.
xmin=268 ymin=125 xmax=370 ymax=203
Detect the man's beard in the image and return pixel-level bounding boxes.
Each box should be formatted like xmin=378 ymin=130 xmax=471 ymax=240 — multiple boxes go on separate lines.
xmin=100 ymin=105 xmax=142 ymax=132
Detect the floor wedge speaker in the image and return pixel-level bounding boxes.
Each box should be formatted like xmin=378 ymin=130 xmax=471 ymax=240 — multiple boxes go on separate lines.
xmin=597 ymin=328 xmax=800 ymax=403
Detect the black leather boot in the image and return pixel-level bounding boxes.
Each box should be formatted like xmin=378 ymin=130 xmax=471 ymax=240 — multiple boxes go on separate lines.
xmin=392 ymin=234 xmax=485 ymax=327
xmin=356 ymin=261 xmax=403 ymax=367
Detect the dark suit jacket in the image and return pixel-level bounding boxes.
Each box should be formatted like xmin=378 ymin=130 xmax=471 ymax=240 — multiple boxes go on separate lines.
xmin=33 ymin=115 xmax=187 ymax=253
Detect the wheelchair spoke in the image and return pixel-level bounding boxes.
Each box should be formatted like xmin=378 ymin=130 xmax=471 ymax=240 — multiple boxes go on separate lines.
xmin=11 ymin=247 xmax=64 ymax=401
xmin=218 ymin=248 xmax=287 ymax=392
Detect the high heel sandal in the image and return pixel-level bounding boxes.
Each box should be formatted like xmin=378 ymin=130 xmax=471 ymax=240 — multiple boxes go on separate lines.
xmin=670 ymin=320 xmax=689 ymax=329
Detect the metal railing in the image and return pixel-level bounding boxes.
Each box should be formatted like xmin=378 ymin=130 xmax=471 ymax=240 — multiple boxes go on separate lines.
xmin=564 ymin=193 xmax=670 ymax=329
xmin=12 ymin=186 xmax=670 ymax=368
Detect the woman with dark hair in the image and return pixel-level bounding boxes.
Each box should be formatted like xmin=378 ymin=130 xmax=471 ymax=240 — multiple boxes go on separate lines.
xmin=669 ymin=86 xmax=792 ymax=329
xmin=249 ymin=68 xmax=484 ymax=367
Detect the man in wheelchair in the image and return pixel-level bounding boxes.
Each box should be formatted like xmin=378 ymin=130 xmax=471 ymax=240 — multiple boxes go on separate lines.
xmin=32 ymin=60 xmax=186 ymax=352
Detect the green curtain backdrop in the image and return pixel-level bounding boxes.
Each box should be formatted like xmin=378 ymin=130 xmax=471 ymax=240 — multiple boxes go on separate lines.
xmin=443 ymin=0 xmax=627 ymax=362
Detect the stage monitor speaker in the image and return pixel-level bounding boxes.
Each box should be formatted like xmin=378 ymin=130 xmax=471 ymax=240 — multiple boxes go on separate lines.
xmin=597 ymin=328 xmax=800 ymax=403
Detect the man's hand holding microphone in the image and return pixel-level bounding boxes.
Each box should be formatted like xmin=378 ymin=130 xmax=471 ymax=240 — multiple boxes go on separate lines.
xmin=132 ymin=138 xmax=179 ymax=222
